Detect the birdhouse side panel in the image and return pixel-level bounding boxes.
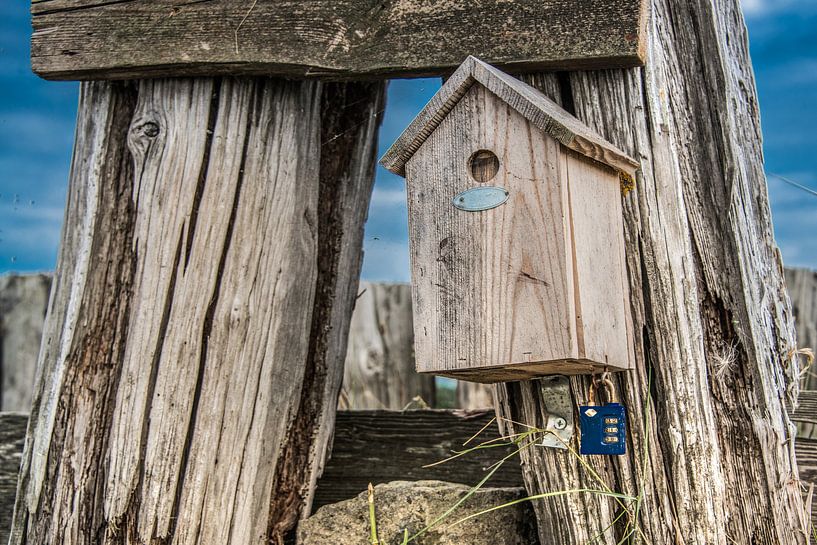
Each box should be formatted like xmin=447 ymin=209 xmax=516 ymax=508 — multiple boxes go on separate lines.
xmin=405 ymin=83 xmax=577 ymax=377
xmin=563 ymin=151 xmax=634 ymax=371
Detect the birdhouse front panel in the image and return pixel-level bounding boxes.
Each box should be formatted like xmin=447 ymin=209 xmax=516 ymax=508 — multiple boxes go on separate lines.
xmin=406 ymin=83 xmax=578 ymax=381
xmin=382 ymin=56 xmax=639 ymax=383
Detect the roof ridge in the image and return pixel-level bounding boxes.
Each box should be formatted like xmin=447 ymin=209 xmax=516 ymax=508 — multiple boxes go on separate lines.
xmin=380 ymin=56 xmax=639 ymax=177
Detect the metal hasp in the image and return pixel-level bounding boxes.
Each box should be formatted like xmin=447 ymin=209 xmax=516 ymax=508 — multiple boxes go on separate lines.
xmin=538 ymin=375 xmax=574 ymax=449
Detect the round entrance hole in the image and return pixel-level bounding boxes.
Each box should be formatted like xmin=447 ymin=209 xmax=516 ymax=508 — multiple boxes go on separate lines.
xmin=468 ymin=149 xmax=500 ymax=183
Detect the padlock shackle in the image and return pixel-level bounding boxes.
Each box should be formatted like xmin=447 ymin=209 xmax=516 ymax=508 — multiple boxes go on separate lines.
xmin=589 ymin=377 xmax=616 ymax=405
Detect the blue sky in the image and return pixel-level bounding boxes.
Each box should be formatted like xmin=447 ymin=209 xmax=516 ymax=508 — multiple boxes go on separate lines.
xmin=0 ymin=1 xmax=815 ymax=280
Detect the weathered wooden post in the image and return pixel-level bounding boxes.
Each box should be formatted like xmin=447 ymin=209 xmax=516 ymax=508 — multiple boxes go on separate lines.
xmin=0 ymin=275 xmax=51 ymax=412
xmin=15 ymin=0 xmax=803 ymax=543
xmin=14 ymin=2 xmax=650 ymax=544
xmin=341 ymin=282 xmax=435 ymax=409
xmin=11 ymin=76 xmax=385 ymax=545
xmin=492 ymin=4 xmax=809 ymax=544
xmin=787 ymin=268 xmax=817 ymax=389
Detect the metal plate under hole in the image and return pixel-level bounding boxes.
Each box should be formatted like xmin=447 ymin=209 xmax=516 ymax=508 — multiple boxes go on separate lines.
xmin=452 ymin=186 xmax=509 ymax=212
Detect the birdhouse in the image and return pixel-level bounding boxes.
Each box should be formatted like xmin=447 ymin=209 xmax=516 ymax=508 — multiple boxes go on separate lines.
xmin=381 ymin=57 xmax=639 ymax=383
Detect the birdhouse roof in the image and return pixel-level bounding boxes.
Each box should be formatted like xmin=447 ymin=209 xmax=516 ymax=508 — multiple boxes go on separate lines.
xmin=380 ymin=56 xmax=639 ymax=178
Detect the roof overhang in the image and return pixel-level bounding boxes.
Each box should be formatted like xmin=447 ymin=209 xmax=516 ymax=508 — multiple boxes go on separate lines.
xmin=380 ymin=56 xmax=639 ymax=178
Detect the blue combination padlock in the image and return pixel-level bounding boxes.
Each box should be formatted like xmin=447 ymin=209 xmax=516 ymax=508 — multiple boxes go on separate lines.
xmin=580 ymin=377 xmax=626 ymax=455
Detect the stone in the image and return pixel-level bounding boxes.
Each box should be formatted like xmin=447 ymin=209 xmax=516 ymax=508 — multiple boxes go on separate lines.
xmin=298 ymin=480 xmax=539 ymax=545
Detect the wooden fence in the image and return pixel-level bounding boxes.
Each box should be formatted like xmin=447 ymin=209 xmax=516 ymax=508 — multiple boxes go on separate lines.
xmin=0 ymin=276 xmax=492 ymax=412
xmin=2 ymin=271 xmax=817 ymax=538
xmin=5 ymin=273 xmax=817 ymax=413
xmin=0 ymin=274 xmax=51 ymax=412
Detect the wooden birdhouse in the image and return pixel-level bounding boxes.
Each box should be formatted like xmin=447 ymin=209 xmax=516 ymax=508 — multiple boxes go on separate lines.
xmin=381 ymin=57 xmax=639 ymax=383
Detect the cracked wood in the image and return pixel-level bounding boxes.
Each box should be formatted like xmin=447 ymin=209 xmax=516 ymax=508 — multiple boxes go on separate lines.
xmin=30 ymin=0 xmax=648 ymax=80
xmin=495 ymin=0 xmax=807 ymax=543
xmin=9 ymin=77 xmax=384 ymax=545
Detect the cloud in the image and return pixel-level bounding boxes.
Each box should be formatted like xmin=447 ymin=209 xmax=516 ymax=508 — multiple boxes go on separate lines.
xmin=360 ymin=239 xmax=411 ymax=283
xmin=0 ymin=201 xmax=64 ymax=272
xmin=740 ymin=0 xmax=790 ymax=16
xmin=370 ymin=184 xmax=406 ymax=208
xmin=741 ymin=0 xmax=809 ymax=17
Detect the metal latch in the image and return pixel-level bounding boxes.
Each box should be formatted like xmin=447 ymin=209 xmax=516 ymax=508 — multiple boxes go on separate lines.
xmin=538 ymin=375 xmax=574 ymax=449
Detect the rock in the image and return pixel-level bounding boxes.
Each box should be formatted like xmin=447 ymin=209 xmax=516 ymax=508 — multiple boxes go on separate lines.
xmin=298 ymin=480 xmax=539 ymax=545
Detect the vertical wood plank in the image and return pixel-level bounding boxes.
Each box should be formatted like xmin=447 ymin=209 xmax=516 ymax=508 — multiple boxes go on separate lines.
xmin=787 ymin=268 xmax=817 ymax=390
xmin=1 ymin=413 xmax=28 ymax=545
xmin=455 ymin=382 xmax=495 ymax=409
xmin=564 ymin=152 xmax=633 ymax=368
xmin=10 ymin=78 xmax=385 ymax=545
xmin=0 ymin=275 xmax=51 ymax=412
xmin=341 ymin=282 xmax=435 ymax=409
xmin=785 ymin=267 xmax=817 ymax=440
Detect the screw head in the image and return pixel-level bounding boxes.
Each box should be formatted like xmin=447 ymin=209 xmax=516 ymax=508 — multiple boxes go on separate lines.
xmin=553 ymin=417 xmax=567 ymax=430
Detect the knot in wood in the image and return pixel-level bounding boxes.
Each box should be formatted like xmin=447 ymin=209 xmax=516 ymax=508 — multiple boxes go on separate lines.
xmin=139 ymin=121 xmax=160 ymax=138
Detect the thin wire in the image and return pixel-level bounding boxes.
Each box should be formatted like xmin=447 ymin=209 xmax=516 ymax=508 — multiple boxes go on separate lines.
xmin=234 ymin=0 xmax=259 ymax=54
xmin=768 ymin=172 xmax=817 ymax=198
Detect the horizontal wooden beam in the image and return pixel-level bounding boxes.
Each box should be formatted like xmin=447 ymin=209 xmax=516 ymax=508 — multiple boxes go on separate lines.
xmin=31 ymin=0 xmax=648 ymax=81
xmin=790 ymin=389 xmax=817 ymax=427
xmin=6 ymin=407 xmax=817 ymax=532
xmin=312 ymin=409 xmax=523 ymax=509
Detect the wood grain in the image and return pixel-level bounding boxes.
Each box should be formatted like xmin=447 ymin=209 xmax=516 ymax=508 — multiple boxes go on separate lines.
xmin=382 ymin=56 xmax=640 ymax=178
xmin=564 ymin=151 xmax=634 ymax=369
xmin=403 ymin=77 xmax=632 ymax=382
xmin=6 ymin=407 xmax=817 ymax=538
xmin=340 ymin=282 xmax=435 ymax=410
xmin=787 ymin=268 xmax=817 ymax=391
xmin=406 ymin=83 xmax=576 ymax=381
xmin=456 ymin=382 xmax=495 ymax=410
xmin=792 ymin=390 xmax=817 ymax=427
xmin=0 ymin=275 xmax=51 ymax=412
xmin=494 ymin=0 xmax=809 ymax=542
xmin=312 ymin=409 xmax=523 ymax=510
xmin=9 ymin=78 xmax=385 ymax=545
xmin=1 ymin=413 xmax=27 ymax=545
xmin=30 ymin=0 xmax=648 ymax=81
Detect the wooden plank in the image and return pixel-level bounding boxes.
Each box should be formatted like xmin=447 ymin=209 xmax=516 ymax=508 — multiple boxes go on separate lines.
xmin=564 ymin=151 xmax=634 ymax=369
xmin=341 ymin=282 xmax=435 ymax=409
xmin=381 ymin=56 xmax=640 ymax=178
xmin=4 ymin=408 xmax=815 ymax=536
xmin=797 ymin=437 xmax=817 ymax=486
xmin=1 ymin=413 xmax=27 ymax=545
xmin=312 ymin=409 xmax=523 ymax=510
xmin=406 ymin=83 xmax=577 ymax=381
xmin=9 ymin=78 xmax=385 ymax=545
xmin=0 ymin=275 xmax=51 ymax=412
xmin=786 ymin=268 xmax=817 ymax=390
xmin=456 ymin=382 xmax=495 ymax=410
xmin=791 ymin=390 xmax=817 ymax=426
xmin=5 ymin=407 xmax=814 ymax=524
xmin=30 ymin=0 xmax=648 ymax=81
xmin=790 ymin=390 xmax=817 ymax=440
xmin=794 ymin=437 xmax=817 ymax=536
